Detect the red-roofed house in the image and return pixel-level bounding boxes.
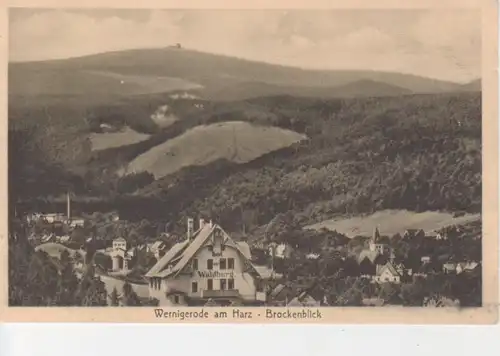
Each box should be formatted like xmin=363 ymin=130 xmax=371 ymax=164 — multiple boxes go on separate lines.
xmin=145 ymin=218 xmax=267 ymax=306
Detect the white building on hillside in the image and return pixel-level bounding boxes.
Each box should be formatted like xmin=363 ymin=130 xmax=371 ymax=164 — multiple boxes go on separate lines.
xmin=110 ymin=237 xmax=133 ymax=273
xmin=145 ymin=218 xmax=267 ymax=306
xmin=269 ymin=242 xmax=294 ymax=259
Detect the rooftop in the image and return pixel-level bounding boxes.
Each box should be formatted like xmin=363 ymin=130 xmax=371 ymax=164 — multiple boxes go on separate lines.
xmin=145 ymin=222 xmax=259 ymax=279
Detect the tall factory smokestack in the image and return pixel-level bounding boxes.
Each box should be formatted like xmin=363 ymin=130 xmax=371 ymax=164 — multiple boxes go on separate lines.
xmin=66 ymin=191 xmax=71 ymax=220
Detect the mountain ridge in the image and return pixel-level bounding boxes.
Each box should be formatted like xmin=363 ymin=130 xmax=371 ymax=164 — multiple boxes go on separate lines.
xmin=9 ymin=47 xmax=476 ymax=102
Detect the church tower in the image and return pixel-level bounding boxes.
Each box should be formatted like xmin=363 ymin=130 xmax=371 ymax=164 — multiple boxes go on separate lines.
xmin=369 ymin=226 xmax=385 ymax=254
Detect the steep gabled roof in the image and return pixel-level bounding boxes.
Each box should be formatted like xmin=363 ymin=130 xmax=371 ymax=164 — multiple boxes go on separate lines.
xmin=151 ymin=241 xmax=166 ymax=250
xmin=145 ymin=239 xmax=190 ymax=278
xmin=269 ymin=284 xmax=286 ymax=298
xmin=287 ymin=294 xmax=319 ymax=307
xmin=171 ymin=224 xmax=216 ymax=277
xmin=271 ymin=284 xmax=298 ymax=303
xmin=376 ymin=262 xmax=401 ymax=277
xmin=172 ymin=224 xmax=259 ymax=278
xmin=145 ymin=223 xmax=259 ymax=279
xmin=234 ymin=241 xmax=251 ymax=260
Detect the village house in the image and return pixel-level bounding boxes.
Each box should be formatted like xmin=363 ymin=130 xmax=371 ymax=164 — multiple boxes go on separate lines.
xmin=267 ymin=282 xmax=324 ymax=306
xmin=421 ymin=256 xmax=431 ymax=264
xmin=443 ymin=262 xmax=458 ymax=274
xmin=57 ymin=235 xmax=71 ymax=244
xmin=443 ymin=261 xmax=480 ymax=275
xmin=267 ymin=284 xmax=300 ymax=306
xmin=403 ymin=229 xmax=425 ymax=239
xmin=287 ymin=290 xmax=322 ymax=307
xmin=435 ymin=232 xmax=448 ymax=240
xmin=423 ymin=295 xmax=460 ymax=307
xmin=268 ymin=242 xmax=294 ymax=259
xmin=40 ymin=233 xmax=56 ymax=243
xmin=253 ymin=264 xmax=280 ymax=280
xmin=145 ymin=218 xmax=267 ymax=306
xmin=373 ymin=261 xmax=402 ymax=284
xmin=456 ymin=261 xmax=480 ymax=274
xmin=67 ymin=217 xmax=85 ymax=228
xmin=305 ymin=252 xmax=320 ymax=260
xmin=149 ymin=240 xmax=168 ymax=260
xmin=35 ymin=213 xmax=67 ymax=224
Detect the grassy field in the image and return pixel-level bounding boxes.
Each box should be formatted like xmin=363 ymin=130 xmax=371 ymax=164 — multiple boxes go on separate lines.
xmin=125 ymin=121 xmax=307 ymax=179
xmin=89 ymin=127 xmax=152 ymax=151
xmin=305 ymin=210 xmax=481 ymax=237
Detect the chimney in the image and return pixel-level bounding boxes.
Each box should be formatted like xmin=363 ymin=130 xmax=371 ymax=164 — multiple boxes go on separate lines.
xmin=66 ymin=191 xmax=71 ymax=220
xmin=199 ymin=218 xmax=206 ymax=230
xmin=187 ymin=217 xmax=194 ymax=240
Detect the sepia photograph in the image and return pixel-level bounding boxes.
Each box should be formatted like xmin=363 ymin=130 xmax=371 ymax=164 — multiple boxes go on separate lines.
xmin=3 ymin=4 xmax=497 ymax=322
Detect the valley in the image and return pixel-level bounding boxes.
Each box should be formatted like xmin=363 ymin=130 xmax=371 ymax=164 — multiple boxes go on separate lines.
xmin=8 ymin=47 xmax=483 ymax=309
xmin=9 ymin=47 xmax=482 ymax=245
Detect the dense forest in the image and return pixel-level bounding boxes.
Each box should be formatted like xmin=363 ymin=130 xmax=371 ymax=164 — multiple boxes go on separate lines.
xmin=142 ymin=92 xmax=481 ymax=231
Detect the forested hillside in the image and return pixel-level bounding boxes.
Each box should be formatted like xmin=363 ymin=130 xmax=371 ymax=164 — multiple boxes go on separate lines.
xmin=10 ymin=92 xmax=481 ymax=235
xmin=138 ymin=92 xmax=481 ymax=231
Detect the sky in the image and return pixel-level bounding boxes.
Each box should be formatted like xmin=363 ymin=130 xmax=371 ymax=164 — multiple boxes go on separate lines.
xmin=9 ymin=9 xmax=481 ymax=82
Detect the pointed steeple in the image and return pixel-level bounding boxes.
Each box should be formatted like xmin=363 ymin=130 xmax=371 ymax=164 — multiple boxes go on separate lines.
xmin=372 ymin=226 xmax=381 ymax=242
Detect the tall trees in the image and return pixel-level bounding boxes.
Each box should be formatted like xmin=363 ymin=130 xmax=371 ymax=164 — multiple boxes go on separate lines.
xmin=121 ymin=282 xmax=141 ymax=306
xmin=109 ymin=287 xmax=120 ymax=306
xmin=55 ymin=250 xmax=79 ymax=306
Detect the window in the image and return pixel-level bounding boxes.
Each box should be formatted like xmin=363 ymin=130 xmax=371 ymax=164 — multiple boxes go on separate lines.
xmin=193 ymin=259 xmax=198 ymax=270
xmin=220 ymin=279 xmax=227 ymax=290
xmin=207 ymin=279 xmax=213 ymax=290
xmin=228 ymin=278 xmax=234 ymax=290
xmin=174 ymin=295 xmax=179 ymax=304
xmin=228 ymin=258 xmax=235 ymax=269
xmin=207 ymin=259 xmax=213 ymax=270
xmin=220 ymin=258 xmax=227 ymax=270
xmin=192 ymin=281 xmax=198 ymax=293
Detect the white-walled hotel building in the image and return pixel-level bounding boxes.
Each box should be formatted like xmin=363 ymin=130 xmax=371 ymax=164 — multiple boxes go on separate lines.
xmin=145 ymin=218 xmax=266 ymax=306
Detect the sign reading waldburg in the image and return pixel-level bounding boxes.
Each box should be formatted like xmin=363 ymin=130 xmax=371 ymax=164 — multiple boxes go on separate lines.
xmin=197 ymin=271 xmax=235 ymax=279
